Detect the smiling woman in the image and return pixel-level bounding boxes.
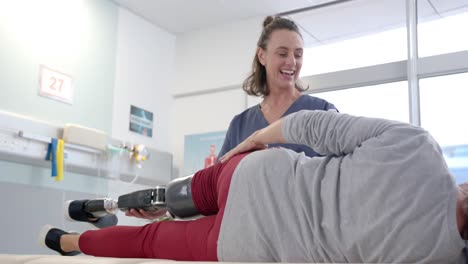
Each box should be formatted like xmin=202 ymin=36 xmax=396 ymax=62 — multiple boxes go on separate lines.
xmin=216 ymin=16 xmax=338 ymax=160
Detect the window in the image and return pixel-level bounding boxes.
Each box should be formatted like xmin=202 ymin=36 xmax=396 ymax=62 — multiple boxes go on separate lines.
xmin=418 ymin=3 xmax=468 ymax=58
xmin=291 ymin=0 xmax=407 ymax=76
xmin=310 ymin=81 xmax=409 ymax=122
xmin=420 ymin=72 xmax=468 ymax=183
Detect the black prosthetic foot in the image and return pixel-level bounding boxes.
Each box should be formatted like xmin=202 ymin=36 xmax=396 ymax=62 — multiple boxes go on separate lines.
xmin=64 ymin=200 xmax=118 ymax=229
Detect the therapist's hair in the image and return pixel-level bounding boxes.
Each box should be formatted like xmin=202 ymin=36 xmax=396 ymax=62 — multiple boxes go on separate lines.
xmin=460 ymin=182 xmax=468 ymax=240
xmin=242 ymin=16 xmax=308 ymax=97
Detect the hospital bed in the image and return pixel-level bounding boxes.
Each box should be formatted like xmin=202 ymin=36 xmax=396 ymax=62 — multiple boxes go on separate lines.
xmin=0 ymin=254 xmax=342 ymax=264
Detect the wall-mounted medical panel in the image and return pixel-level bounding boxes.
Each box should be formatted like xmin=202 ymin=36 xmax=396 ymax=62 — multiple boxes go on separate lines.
xmin=0 ymin=110 xmax=172 ymax=186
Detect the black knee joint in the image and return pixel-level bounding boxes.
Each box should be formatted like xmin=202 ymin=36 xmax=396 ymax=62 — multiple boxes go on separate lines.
xmin=166 ymin=175 xmax=200 ymax=218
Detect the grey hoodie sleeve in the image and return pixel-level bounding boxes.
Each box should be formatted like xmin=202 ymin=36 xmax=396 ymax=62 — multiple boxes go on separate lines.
xmin=281 ymin=110 xmax=423 ymax=156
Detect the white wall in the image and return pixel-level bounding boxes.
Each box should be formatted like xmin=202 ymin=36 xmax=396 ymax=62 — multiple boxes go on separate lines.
xmin=174 ymin=17 xmax=262 ymax=95
xmin=113 ymin=8 xmax=176 ymax=153
xmin=0 ymin=0 xmax=118 ymax=134
xmin=111 ymin=13 xmax=281 ymax=176
xmin=173 ymin=90 xmax=246 ymax=176
xmin=172 ymin=17 xmax=265 ymax=176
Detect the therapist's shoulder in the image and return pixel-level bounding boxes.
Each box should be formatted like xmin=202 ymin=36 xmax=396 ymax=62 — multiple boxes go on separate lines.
xmin=229 ymin=104 xmax=260 ymax=125
xmin=299 ymin=94 xmax=338 ymax=111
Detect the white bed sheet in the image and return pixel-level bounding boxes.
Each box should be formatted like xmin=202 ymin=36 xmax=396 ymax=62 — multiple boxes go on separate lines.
xmin=0 ymin=254 xmax=344 ymax=264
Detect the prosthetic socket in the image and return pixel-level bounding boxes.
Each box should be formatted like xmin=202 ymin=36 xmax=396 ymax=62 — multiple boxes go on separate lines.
xmin=84 ymin=175 xmax=199 ymax=219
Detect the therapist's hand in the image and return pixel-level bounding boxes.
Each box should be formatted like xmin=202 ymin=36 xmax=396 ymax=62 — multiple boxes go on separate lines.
xmin=219 ymin=130 xmax=268 ymax=163
xmin=125 ymin=208 xmax=168 ymax=220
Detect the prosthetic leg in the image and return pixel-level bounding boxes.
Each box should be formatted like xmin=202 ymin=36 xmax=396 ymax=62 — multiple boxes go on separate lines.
xmin=65 ymin=175 xmax=199 ymax=228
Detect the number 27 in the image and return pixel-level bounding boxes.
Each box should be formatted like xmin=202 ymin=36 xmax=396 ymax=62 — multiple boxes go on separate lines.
xmin=49 ymin=77 xmax=64 ymax=92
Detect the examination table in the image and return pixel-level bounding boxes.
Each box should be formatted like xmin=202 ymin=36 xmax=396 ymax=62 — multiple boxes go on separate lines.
xmin=0 ymin=254 xmax=349 ymax=264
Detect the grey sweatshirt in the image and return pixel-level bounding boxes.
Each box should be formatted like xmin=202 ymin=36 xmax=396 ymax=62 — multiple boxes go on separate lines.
xmin=217 ymin=110 xmax=465 ymax=263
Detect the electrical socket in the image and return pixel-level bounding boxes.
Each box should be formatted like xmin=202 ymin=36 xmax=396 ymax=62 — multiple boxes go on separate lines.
xmin=0 ymin=132 xmax=16 ymax=152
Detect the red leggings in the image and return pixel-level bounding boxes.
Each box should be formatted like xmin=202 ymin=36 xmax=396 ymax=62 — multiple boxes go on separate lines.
xmin=79 ymin=153 xmax=248 ymax=260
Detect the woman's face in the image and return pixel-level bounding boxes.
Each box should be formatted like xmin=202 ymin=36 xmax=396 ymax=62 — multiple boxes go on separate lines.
xmin=258 ymin=29 xmax=304 ymax=92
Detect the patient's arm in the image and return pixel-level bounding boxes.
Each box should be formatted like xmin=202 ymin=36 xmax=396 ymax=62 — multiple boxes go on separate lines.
xmin=219 ymin=117 xmax=284 ymax=162
xmin=281 ymin=110 xmax=418 ymax=156
xmin=221 ymin=110 xmax=420 ymax=161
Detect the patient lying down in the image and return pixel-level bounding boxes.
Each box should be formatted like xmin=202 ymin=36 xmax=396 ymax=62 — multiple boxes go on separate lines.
xmin=39 ymin=110 xmax=468 ymax=263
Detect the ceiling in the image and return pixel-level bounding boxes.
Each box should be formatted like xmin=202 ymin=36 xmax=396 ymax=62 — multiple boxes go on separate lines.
xmin=113 ymin=0 xmax=468 ymax=45
xmin=112 ymin=0 xmax=334 ymax=33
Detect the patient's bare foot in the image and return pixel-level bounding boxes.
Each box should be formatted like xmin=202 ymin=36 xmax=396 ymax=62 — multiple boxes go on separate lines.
xmin=60 ymin=233 xmax=81 ymax=253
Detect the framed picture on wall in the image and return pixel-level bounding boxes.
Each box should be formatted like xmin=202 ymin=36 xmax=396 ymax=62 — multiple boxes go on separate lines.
xmin=129 ymin=105 xmax=153 ymax=137
xmin=183 ymin=131 xmax=226 ymax=175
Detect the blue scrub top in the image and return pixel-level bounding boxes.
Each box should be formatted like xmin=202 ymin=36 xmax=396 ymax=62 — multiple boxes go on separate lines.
xmin=218 ymin=94 xmax=338 ymax=159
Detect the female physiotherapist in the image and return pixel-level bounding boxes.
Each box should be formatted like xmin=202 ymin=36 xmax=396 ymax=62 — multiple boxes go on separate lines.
xmin=217 ymin=16 xmax=337 ymax=159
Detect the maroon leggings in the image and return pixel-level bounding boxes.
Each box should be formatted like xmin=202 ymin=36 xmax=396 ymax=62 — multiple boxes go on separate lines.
xmin=79 ymin=153 xmax=249 ymax=260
